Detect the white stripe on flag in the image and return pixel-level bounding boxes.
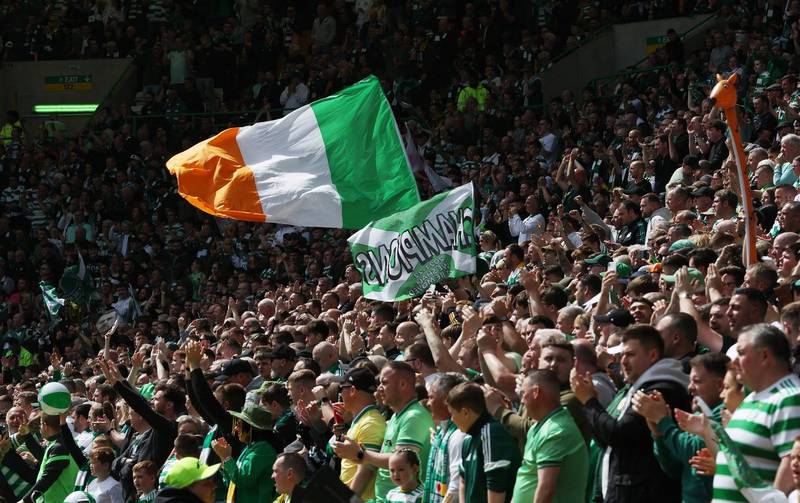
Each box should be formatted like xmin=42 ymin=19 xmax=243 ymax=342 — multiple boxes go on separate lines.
xmin=237 ymin=105 xmax=343 ymax=228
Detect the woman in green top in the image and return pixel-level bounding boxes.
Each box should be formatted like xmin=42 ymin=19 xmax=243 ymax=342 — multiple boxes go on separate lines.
xmin=211 ymin=404 xmax=279 ymax=503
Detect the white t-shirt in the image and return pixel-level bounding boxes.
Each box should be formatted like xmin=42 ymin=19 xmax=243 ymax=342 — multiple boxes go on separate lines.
xmin=87 ymin=476 xmax=124 ymax=503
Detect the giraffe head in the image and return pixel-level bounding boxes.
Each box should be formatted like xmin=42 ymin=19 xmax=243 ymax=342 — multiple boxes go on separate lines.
xmin=709 ymin=73 xmax=738 ymax=110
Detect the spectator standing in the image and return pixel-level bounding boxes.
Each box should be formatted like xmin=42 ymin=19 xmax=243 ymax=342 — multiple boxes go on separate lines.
xmin=513 ymin=370 xmax=588 ymax=503
xmin=712 ymin=324 xmax=800 ymax=501
xmin=334 ymin=367 xmax=385 ymax=501
xmin=211 ymin=404 xmax=278 ymax=502
xmin=311 ymin=5 xmax=337 ymax=49
xmin=422 ymin=373 xmax=467 ymax=503
xmin=334 ymin=361 xmax=434 ymax=503
xmin=447 ymin=383 xmax=520 ymax=503
xmin=571 ymin=325 xmax=691 ymax=502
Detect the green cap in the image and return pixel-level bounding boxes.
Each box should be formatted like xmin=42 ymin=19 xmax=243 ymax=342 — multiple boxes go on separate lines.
xmin=661 ymin=267 xmax=705 ymax=288
xmin=584 ymin=253 xmax=612 ymax=266
xmin=614 ymin=261 xmax=632 ymax=279
xmin=139 ymin=383 xmax=155 ymax=400
xmin=164 ymin=457 xmax=221 ymax=489
xmin=230 ymin=403 xmax=273 ymax=430
xmin=668 ymin=239 xmax=695 ymax=253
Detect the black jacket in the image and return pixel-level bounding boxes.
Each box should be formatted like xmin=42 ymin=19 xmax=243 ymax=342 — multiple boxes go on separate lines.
xmin=112 ymin=380 xmax=177 ymax=503
xmin=585 ymin=359 xmax=692 ymax=503
xmin=154 ymin=486 xmax=207 ymax=503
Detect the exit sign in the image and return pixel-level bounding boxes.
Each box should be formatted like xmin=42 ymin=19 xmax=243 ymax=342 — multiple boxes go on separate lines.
xmin=44 ymin=75 xmax=93 ymax=91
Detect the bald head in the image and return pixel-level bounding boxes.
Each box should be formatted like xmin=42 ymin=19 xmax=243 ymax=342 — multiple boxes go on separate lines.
xmin=396 ymin=321 xmax=420 ymax=350
xmin=258 ymin=298 xmax=275 ymax=318
xmin=775 ymin=232 xmax=800 ymax=248
xmin=348 ymin=283 xmax=362 ymax=302
xmin=312 ymin=341 xmax=338 ymax=372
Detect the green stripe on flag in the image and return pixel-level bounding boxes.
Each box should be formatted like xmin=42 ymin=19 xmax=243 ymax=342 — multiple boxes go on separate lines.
xmin=311 ymin=75 xmax=420 ymax=229
xmin=39 ymin=282 xmax=64 ymax=319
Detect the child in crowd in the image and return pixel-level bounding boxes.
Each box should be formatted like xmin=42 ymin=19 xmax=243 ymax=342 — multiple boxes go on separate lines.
xmin=133 ymin=460 xmax=159 ymax=503
xmin=87 ymin=446 xmax=124 ymax=503
xmin=385 ymin=449 xmax=423 ymax=503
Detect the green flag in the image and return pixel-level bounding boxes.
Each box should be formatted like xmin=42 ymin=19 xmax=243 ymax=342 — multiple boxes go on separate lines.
xmin=59 ymin=251 xmax=97 ymax=306
xmin=39 ymin=280 xmax=64 ymax=319
xmin=348 ymin=183 xmax=476 ymax=301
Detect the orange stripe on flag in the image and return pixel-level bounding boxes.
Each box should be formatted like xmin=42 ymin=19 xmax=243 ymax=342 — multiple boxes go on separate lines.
xmin=166 ymin=127 xmax=266 ymax=222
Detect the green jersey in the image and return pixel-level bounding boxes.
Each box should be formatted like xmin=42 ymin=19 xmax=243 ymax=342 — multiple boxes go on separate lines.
xmin=512 ymin=406 xmax=588 ymax=503
xmin=36 ymin=437 xmax=79 ymax=503
xmin=713 ymin=374 xmax=800 ymax=502
xmin=386 ymin=484 xmax=423 ymax=503
xmin=375 ymin=400 xmax=434 ymax=503
xmin=137 ymin=489 xmax=157 ymax=503
xmin=459 ymin=413 xmax=520 ymax=503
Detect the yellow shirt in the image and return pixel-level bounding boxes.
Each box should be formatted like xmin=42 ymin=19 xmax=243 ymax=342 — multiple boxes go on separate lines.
xmin=339 ymin=405 xmax=386 ymax=500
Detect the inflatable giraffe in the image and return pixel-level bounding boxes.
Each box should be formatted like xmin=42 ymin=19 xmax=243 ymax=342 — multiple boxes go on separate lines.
xmin=709 ymin=73 xmax=758 ymax=265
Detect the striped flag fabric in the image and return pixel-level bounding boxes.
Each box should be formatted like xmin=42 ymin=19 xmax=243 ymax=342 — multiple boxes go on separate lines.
xmin=348 ymin=183 xmax=476 ymax=301
xmin=39 ymin=281 xmax=64 ymax=325
xmin=167 ymin=76 xmax=420 ymax=229
xmin=710 ymin=421 xmax=788 ymax=503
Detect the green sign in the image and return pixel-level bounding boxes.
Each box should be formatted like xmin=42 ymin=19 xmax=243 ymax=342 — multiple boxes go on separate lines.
xmin=44 ymin=75 xmax=93 ymax=91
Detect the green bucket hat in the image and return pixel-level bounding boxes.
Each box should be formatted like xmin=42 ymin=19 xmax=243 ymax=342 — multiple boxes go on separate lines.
xmin=164 ymin=457 xmax=220 ymax=489
xmin=230 ymin=403 xmax=273 ymax=430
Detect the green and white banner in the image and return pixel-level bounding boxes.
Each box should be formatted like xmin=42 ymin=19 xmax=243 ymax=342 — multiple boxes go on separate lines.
xmin=39 ymin=281 xmax=64 ymax=326
xmin=348 ymin=183 xmax=476 ymax=301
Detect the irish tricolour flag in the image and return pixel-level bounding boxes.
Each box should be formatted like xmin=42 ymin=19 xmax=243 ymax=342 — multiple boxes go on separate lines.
xmin=167 ymin=76 xmax=420 ymax=229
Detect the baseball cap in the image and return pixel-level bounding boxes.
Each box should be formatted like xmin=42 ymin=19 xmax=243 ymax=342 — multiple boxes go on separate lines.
xmin=594 ymin=309 xmax=635 ymax=328
xmin=164 ymin=457 xmax=220 ymax=489
xmin=668 ymin=239 xmax=695 ymax=253
xmin=215 ymin=359 xmax=254 ymax=382
xmin=661 ymin=267 xmax=705 ymax=288
xmin=339 ymin=367 xmax=377 ymax=393
xmin=584 ymin=253 xmax=612 ymax=267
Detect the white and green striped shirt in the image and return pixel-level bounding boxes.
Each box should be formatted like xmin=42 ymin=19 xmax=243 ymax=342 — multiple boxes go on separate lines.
xmin=712 ymin=374 xmax=800 ymax=502
xmin=0 ymin=463 xmax=32 ymax=499
xmin=385 ymin=484 xmax=423 ymax=503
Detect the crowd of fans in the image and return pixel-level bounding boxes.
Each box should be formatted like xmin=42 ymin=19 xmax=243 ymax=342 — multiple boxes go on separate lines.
xmin=6 ymin=0 xmax=800 ymax=502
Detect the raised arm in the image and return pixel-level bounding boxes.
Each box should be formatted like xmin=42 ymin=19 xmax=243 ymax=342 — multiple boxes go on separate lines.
xmin=415 ymin=307 xmax=466 ymax=374
xmin=674 ymin=267 xmax=723 ymax=353
xmin=186 ymin=341 xmax=233 ymax=433
xmin=59 ymin=416 xmax=88 ymax=467
xmin=477 ymin=331 xmax=518 ymax=397
xmin=101 ymin=359 xmax=173 ymax=432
